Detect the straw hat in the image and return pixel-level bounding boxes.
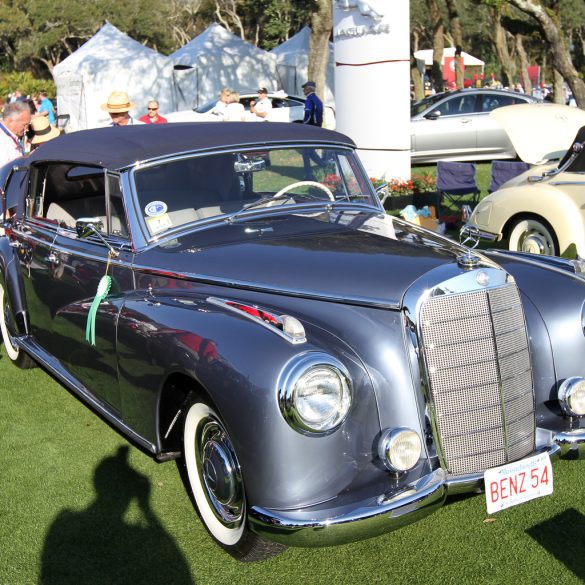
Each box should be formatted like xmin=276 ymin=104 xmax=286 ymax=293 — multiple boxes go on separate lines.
xmin=101 ymin=91 xmax=135 ymax=113
xmin=30 ymin=116 xmax=61 ymax=145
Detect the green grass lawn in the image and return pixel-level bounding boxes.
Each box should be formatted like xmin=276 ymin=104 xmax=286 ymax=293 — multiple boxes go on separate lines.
xmin=1 ymin=341 xmax=585 ymax=585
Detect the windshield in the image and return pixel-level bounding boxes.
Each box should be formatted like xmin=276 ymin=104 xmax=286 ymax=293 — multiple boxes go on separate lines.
xmin=133 ymin=147 xmax=379 ymax=237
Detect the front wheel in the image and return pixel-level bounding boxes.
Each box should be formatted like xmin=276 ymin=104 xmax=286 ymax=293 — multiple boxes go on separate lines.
xmin=508 ymin=217 xmax=559 ymax=256
xmin=0 ymin=283 xmax=35 ymax=368
xmin=181 ymin=399 xmax=285 ymax=562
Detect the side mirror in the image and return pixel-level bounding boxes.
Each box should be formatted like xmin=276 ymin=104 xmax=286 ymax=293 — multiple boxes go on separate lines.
xmin=76 ymin=217 xmax=104 ymax=238
xmin=425 ymin=110 xmax=441 ymax=120
xmin=76 ymin=217 xmax=118 ymax=257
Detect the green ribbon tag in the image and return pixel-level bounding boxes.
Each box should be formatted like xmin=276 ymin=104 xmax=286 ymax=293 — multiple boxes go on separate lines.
xmin=85 ymin=275 xmax=112 ymax=346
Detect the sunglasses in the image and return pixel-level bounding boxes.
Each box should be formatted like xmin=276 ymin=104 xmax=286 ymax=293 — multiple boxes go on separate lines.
xmin=148 ymin=107 xmax=158 ymax=111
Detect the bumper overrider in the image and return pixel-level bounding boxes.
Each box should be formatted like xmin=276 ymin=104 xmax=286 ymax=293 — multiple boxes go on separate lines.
xmin=249 ymin=433 xmax=585 ymax=548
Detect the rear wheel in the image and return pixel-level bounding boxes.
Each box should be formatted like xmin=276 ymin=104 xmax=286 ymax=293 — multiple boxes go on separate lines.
xmin=181 ymin=398 xmax=285 ymax=562
xmin=508 ymin=217 xmax=559 ymax=256
xmin=0 ymin=283 xmax=35 ymax=368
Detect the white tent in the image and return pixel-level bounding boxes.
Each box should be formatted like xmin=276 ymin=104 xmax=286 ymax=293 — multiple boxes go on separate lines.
xmin=270 ymin=26 xmax=335 ymax=106
xmin=170 ymin=23 xmax=281 ymax=110
xmin=53 ymin=23 xmax=177 ymax=131
xmin=414 ymin=48 xmax=485 ymax=70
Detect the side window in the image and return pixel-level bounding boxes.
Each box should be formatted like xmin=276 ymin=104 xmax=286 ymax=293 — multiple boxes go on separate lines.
xmin=481 ymin=94 xmax=518 ymax=112
xmin=29 ymin=163 xmax=129 ymax=239
xmin=3 ymin=169 xmax=28 ymax=219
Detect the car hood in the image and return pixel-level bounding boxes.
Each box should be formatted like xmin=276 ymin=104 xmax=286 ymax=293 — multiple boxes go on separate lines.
xmin=138 ymin=209 xmax=488 ymax=307
xmin=491 ymin=103 xmax=585 ymax=164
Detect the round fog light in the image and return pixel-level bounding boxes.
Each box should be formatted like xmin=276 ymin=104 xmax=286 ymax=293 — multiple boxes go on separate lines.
xmin=558 ymin=377 xmax=585 ymax=416
xmin=378 ymin=427 xmax=422 ymax=472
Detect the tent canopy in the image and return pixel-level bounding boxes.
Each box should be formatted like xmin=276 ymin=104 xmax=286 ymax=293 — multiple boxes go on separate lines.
xmin=170 ymin=23 xmax=280 ymax=110
xmin=414 ymin=48 xmax=485 ymax=68
xmin=53 ymin=23 xmax=177 ymax=131
xmin=270 ymin=26 xmax=335 ymax=105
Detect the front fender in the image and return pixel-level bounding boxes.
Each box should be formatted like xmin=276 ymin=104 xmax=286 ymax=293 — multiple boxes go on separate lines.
xmin=472 ymin=182 xmax=585 ymax=256
xmin=116 ymin=291 xmax=382 ymax=510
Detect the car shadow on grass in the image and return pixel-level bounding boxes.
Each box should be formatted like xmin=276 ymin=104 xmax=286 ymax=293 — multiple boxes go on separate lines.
xmin=526 ymin=508 xmax=585 ymax=581
xmin=39 ymin=445 xmax=194 ymax=585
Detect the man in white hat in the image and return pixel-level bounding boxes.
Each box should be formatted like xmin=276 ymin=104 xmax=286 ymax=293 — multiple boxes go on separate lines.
xmin=101 ymin=91 xmax=144 ymax=126
xmin=0 ymin=101 xmax=31 ymax=167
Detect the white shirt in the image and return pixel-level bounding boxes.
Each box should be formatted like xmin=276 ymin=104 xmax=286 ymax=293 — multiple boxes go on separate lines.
xmin=0 ymin=123 xmax=23 ymax=168
xmin=253 ymin=96 xmax=272 ymax=120
xmin=224 ymin=103 xmax=246 ymax=122
xmin=211 ymin=100 xmax=228 ymax=119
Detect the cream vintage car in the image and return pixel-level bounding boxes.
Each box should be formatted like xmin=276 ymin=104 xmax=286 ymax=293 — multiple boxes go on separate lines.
xmin=467 ymin=103 xmax=585 ymax=257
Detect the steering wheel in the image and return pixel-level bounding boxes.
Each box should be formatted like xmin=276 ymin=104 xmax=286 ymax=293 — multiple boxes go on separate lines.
xmin=272 ymin=181 xmax=335 ymax=202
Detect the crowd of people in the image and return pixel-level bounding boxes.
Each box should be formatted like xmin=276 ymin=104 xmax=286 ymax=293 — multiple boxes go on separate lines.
xmin=0 ymin=80 xmax=324 ymax=168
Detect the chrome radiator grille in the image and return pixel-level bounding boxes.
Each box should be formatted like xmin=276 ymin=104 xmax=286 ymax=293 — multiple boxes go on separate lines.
xmin=419 ymin=283 xmax=535 ymax=476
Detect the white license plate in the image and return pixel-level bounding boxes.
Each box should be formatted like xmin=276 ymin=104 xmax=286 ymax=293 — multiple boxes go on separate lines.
xmin=484 ymin=452 xmax=553 ymax=514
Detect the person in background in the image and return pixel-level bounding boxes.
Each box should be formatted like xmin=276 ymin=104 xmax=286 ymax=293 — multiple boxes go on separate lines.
xmin=301 ymin=81 xmax=323 ymax=127
xmin=139 ymin=100 xmax=167 ymax=124
xmin=224 ymin=92 xmax=246 ymax=122
xmin=37 ymin=91 xmax=56 ymax=125
xmin=101 ymin=91 xmax=144 ymax=126
xmin=29 ymin=116 xmax=60 ymax=150
xmin=0 ymin=101 xmax=31 ymax=166
xmin=249 ymin=88 xmax=272 ymax=120
xmin=210 ymin=88 xmax=232 ymax=119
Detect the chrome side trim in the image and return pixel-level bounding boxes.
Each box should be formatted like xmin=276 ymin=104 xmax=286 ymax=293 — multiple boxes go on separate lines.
xmin=15 ymin=335 xmax=157 ymax=455
xmin=207 ymin=296 xmax=307 ymax=345
xmin=461 ymin=223 xmax=498 ymax=242
xmin=248 ymin=468 xmax=446 ymax=547
xmin=131 ymin=264 xmax=401 ymax=310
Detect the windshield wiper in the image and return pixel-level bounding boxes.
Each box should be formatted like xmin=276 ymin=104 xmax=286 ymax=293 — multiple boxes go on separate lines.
xmin=227 ymin=192 xmax=331 ymax=222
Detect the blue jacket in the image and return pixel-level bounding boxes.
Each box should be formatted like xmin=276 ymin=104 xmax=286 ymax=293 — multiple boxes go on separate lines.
xmin=303 ymin=92 xmax=323 ymax=127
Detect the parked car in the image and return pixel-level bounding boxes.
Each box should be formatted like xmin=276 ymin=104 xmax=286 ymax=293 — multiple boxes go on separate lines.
xmin=1 ymin=122 xmax=584 ymax=562
xmin=165 ymin=90 xmax=336 ymax=129
xmin=411 ymin=88 xmax=539 ymax=163
xmin=467 ymin=103 xmax=585 ymax=257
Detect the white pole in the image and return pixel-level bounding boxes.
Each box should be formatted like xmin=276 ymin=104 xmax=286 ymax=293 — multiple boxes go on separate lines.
xmin=333 ymin=0 xmax=411 ymax=181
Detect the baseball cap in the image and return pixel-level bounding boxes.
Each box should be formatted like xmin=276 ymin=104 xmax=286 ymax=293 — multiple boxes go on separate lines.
xmin=302 ymin=81 xmax=316 ymax=89
xmin=257 ymin=87 xmax=268 ymax=94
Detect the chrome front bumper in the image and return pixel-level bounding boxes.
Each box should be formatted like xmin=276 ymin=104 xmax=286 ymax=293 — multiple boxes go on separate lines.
xmin=249 ymin=431 xmax=585 ymax=547
xmin=249 ymin=468 xmax=447 ymax=547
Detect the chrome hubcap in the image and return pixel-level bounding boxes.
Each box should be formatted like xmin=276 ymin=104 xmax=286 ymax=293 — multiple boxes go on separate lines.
xmin=197 ymin=419 xmax=244 ymax=527
xmin=520 ymin=231 xmax=552 ymax=255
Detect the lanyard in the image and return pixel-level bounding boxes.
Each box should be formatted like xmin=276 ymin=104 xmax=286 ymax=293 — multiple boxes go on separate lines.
xmin=0 ymin=122 xmax=24 ymax=154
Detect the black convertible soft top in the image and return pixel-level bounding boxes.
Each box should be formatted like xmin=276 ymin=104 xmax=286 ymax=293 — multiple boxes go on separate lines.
xmin=27 ymin=122 xmax=355 ymax=170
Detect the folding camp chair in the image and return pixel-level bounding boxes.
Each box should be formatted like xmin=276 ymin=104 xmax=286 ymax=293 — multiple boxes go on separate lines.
xmin=488 ymin=160 xmax=530 ymax=193
xmin=436 ymin=161 xmax=480 ymax=218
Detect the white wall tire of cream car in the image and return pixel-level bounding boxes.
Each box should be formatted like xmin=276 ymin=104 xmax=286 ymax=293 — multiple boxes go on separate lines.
xmin=181 ymin=398 xmax=285 ymax=562
xmin=0 ymin=283 xmax=35 ymax=368
xmin=508 ymin=217 xmax=559 ymax=256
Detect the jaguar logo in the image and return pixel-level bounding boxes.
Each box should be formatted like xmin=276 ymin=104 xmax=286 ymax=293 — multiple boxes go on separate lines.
xmin=334 ymin=0 xmax=386 ymax=20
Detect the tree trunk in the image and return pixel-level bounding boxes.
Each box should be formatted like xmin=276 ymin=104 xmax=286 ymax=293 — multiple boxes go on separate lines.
xmin=492 ymin=8 xmax=516 ymax=87
xmin=308 ymin=0 xmax=332 ymax=100
xmin=445 ymin=0 xmax=464 ymax=88
xmin=411 ymin=53 xmax=425 ymax=101
xmin=506 ymin=0 xmax=585 ymax=107
xmin=427 ymin=0 xmax=444 ymax=92
xmin=515 ymin=34 xmax=532 ymax=94
xmin=552 ymin=69 xmax=565 ymax=104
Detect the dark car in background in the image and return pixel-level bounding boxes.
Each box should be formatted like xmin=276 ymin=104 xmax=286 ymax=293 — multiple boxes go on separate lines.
xmin=411 ymin=88 xmax=540 ymax=163
xmin=0 ymin=122 xmax=583 ymax=562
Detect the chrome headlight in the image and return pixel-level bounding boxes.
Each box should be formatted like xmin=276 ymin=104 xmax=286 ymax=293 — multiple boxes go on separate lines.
xmin=558 ymin=377 xmax=585 ymax=416
xmin=279 ymin=353 xmax=352 ymax=435
xmin=378 ymin=428 xmax=422 ymax=472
